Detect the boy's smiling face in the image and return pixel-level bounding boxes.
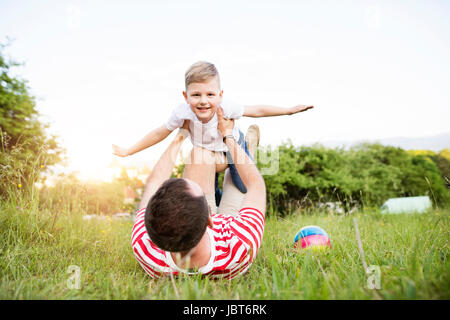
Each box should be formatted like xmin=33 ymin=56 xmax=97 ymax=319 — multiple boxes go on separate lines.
xmin=183 ymin=77 xmax=223 ymax=123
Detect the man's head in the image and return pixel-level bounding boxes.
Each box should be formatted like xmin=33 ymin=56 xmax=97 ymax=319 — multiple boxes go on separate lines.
xmin=145 ymin=178 xmax=210 ymax=253
xmin=183 ymin=61 xmax=223 ymax=123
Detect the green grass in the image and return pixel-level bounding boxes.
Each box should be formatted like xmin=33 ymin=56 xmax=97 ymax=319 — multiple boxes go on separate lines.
xmin=0 ymin=195 xmax=449 ymax=300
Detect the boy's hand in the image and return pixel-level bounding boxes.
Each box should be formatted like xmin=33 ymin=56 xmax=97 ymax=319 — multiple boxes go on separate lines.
xmin=217 ymin=107 xmax=234 ymax=137
xmin=289 ymin=105 xmax=314 ymax=115
xmin=112 ymin=144 xmax=130 ymax=157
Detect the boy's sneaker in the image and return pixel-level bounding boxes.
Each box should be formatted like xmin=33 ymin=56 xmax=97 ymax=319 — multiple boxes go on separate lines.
xmin=245 ymin=124 xmax=260 ymax=160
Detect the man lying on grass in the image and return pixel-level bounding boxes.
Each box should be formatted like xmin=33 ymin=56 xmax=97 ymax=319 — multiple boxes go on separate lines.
xmin=131 ymin=107 xmax=266 ymax=279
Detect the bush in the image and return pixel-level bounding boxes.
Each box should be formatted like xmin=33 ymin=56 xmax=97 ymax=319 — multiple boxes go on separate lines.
xmin=0 ymin=42 xmax=63 ymax=199
xmin=258 ymin=143 xmax=450 ymax=214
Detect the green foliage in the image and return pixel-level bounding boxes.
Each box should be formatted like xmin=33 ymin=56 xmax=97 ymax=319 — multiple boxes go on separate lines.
xmin=115 ymin=167 xmax=144 ymax=211
xmin=408 ymin=149 xmax=450 ymax=187
xmin=0 ymin=42 xmax=63 ymax=198
xmin=38 ymin=173 xmax=139 ymax=215
xmin=258 ymin=143 xmax=450 ymax=214
xmin=171 ymin=162 xmax=185 ymax=178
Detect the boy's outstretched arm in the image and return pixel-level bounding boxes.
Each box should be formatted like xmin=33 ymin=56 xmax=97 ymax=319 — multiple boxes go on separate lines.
xmin=243 ymin=104 xmax=314 ymax=118
xmin=112 ymin=125 xmax=172 ymax=157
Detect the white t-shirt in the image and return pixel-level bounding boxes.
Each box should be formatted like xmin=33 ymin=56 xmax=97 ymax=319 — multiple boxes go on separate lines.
xmin=165 ymin=97 xmax=244 ymax=152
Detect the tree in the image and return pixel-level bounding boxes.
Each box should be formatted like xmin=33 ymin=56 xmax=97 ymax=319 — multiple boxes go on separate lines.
xmin=0 ymin=42 xmax=64 ymax=196
xmin=258 ymin=142 xmax=449 ymax=215
xmin=432 ymin=149 xmax=450 ymax=188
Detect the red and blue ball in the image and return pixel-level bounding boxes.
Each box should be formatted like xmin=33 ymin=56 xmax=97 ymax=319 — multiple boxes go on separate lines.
xmin=294 ymin=225 xmax=331 ymax=250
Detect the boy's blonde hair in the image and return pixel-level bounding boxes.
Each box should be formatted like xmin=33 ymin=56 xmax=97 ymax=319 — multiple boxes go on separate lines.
xmin=185 ymin=61 xmax=220 ymax=89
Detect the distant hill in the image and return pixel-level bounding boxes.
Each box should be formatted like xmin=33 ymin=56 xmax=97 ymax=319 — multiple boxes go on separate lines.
xmin=312 ymin=132 xmax=450 ymax=152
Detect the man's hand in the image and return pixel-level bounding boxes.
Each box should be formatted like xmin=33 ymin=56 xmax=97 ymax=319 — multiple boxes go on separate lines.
xmin=176 ymin=120 xmax=190 ymax=139
xmin=112 ymin=144 xmax=130 ymax=157
xmin=182 ymin=119 xmax=189 ymax=130
xmin=217 ymin=107 xmax=234 ymax=137
xmin=289 ymin=105 xmax=314 ymax=115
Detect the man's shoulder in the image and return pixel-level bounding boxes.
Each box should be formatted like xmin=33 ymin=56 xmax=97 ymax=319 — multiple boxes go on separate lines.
xmin=236 ymin=207 xmax=265 ymax=225
xmin=135 ymin=207 xmax=146 ymax=220
xmin=239 ymin=207 xmax=264 ymax=216
xmin=131 ymin=208 xmax=148 ymax=248
xmin=210 ymin=212 xmax=234 ymax=224
xmin=211 ymin=207 xmax=265 ymax=224
xmin=230 ymin=208 xmax=265 ymax=234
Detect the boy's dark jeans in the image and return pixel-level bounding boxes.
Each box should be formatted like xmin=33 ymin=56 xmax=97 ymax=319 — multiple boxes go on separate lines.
xmin=214 ymin=130 xmax=251 ymax=207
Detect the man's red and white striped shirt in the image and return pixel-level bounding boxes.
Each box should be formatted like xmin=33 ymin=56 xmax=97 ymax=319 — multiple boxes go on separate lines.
xmin=131 ymin=207 xmax=265 ymax=280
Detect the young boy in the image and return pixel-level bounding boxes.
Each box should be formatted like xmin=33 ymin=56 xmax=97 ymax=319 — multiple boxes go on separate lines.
xmin=112 ymin=61 xmax=313 ymax=212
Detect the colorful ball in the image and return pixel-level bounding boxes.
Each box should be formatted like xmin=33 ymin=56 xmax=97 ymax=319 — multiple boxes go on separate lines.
xmin=294 ymin=225 xmax=331 ymax=250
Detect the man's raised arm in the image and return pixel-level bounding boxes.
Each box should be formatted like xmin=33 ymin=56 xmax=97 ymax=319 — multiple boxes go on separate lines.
xmin=138 ymin=121 xmax=189 ymax=210
xmin=217 ymin=107 xmax=266 ymax=215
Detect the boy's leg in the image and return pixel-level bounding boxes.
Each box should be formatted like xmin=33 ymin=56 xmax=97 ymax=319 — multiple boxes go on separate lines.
xmin=214 ymin=173 xmax=222 ymax=207
xmin=214 ymin=143 xmax=247 ymax=207
xmin=214 ymin=152 xmax=227 ymax=207
xmin=245 ymin=124 xmax=260 ymax=160
xmin=217 ymin=125 xmax=260 ymax=216
xmin=217 ymin=168 xmax=245 ymax=216
xmin=224 ymin=129 xmax=254 ymax=194
xmin=226 ymin=160 xmax=247 ymax=193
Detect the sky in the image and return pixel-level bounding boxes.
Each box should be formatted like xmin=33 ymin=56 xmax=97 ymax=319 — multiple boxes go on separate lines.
xmin=1 ymin=0 xmax=449 ymax=181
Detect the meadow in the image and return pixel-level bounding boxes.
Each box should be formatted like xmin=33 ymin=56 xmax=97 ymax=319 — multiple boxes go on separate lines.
xmin=1 ymin=27 xmax=449 ymax=302
xmin=1 ymin=193 xmax=448 ymax=300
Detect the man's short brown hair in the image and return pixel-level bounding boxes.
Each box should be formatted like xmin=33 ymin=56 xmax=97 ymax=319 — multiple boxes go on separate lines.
xmin=144 ymin=178 xmax=209 ymax=252
xmin=185 ymin=61 xmax=220 ymax=89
